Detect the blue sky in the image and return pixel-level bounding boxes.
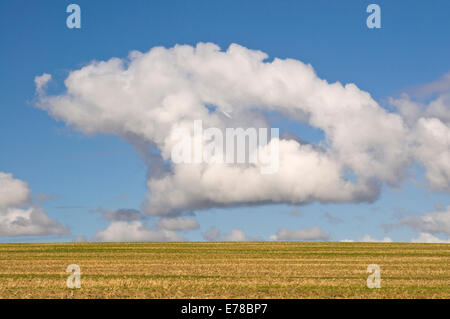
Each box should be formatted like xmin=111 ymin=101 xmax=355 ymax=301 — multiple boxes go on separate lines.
xmin=0 ymin=0 xmax=449 ymax=243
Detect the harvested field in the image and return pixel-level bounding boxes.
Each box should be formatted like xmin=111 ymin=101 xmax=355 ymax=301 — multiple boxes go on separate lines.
xmin=0 ymin=242 xmax=448 ymax=298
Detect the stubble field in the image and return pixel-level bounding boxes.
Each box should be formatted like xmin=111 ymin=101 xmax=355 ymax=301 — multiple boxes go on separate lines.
xmin=0 ymin=242 xmax=448 ymax=299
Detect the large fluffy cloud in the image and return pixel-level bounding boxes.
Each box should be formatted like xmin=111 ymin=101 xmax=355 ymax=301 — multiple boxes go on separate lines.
xmin=35 ymin=43 xmax=448 ymax=216
xmin=0 ymin=172 xmax=68 ymax=237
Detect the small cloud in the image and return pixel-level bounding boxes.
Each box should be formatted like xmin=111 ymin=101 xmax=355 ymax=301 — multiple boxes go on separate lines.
xmin=323 ymin=211 xmax=343 ymax=224
xmin=0 ymin=172 xmax=68 ymax=237
xmin=202 ymin=227 xmax=260 ymax=241
xmin=93 ymin=221 xmax=184 ymax=242
xmin=157 ymin=217 xmax=199 ymax=231
xmin=399 ymin=206 xmax=450 ymax=235
xmin=225 ymin=229 xmax=261 ymax=241
xmin=0 ymin=206 xmax=69 ymax=237
xmin=341 ymin=234 xmax=393 ymax=243
xmin=0 ymin=172 xmax=30 ymax=209
xmin=411 ymin=233 xmax=450 ymax=243
xmin=34 ymin=73 xmax=52 ymax=95
xmin=100 ymin=208 xmax=144 ymax=222
xmin=359 ymin=234 xmax=393 ymax=242
xmin=270 ymin=226 xmax=329 ymax=241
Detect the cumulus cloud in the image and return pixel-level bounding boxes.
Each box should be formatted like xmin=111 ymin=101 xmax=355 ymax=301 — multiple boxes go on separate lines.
xmin=269 ymin=226 xmax=329 ymax=241
xmin=93 ymin=221 xmax=184 ymax=242
xmin=413 ymin=118 xmax=450 ymax=191
xmin=94 ymin=208 xmax=198 ymax=241
xmin=411 ymin=233 xmax=450 ymax=243
xmin=0 ymin=172 xmax=68 ymax=237
xmin=399 ymin=206 xmax=450 ymax=235
xmin=390 ymin=93 xmax=450 ymax=126
xmin=0 ymin=207 xmax=68 ymax=237
xmin=202 ymin=227 xmax=259 ymax=241
xmin=225 ymin=228 xmax=260 ymax=241
xmin=157 ymin=217 xmax=200 ymax=231
xmin=341 ymin=234 xmax=393 ymax=243
xmin=389 ymin=87 xmax=450 ymax=192
xmin=34 ymin=43 xmax=449 ymax=216
xmin=0 ymin=172 xmax=30 ymax=209
xmin=92 ymin=208 xmax=200 ymax=242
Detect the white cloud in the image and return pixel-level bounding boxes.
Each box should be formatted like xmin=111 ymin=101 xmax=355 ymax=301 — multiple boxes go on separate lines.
xmin=389 ymin=90 xmax=450 ymax=192
xmin=202 ymin=227 xmax=259 ymax=241
xmin=225 ymin=228 xmax=259 ymax=241
xmin=270 ymin=226 xmax=329 ymax=241
xmin=390 ymin=93 xmax=450 ymax=125
xmin=0 ymin=172 xmax=30 ymax=209
xmin=411 ymin=232 xmax=450 ymax=243
xmin=93 ymin=221 xmax=184 ymax=242
xmin=399 ymin=206 xmax=450 ymax=235
xmin=340 ymin=236 xmax=393 ymax=242
xmin=34 ymin=73 xmax=51 ymax=95
xmin=94 ymin=209 xmax=199 ymax=241
xmin=35 ymin=43 xmax=449 ymax=216
xmin=94 ymin=209 xmax=195 ymax=241
xmin=0 ymin=207 xmax=68 ymax=237
xmin=0 ymin=172 xmax=67 ymax=237
xmin=348 ymin=234 xmax=393 ymax=242
xmin=413 ymin=118 xmax=450 ymax=191
xmin=157 ymin=217 xmax=199 ymax=231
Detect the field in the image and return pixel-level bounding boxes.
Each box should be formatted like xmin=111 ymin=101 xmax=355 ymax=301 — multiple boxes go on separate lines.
xmin=0 ymin=242 xmax=449 ymax=299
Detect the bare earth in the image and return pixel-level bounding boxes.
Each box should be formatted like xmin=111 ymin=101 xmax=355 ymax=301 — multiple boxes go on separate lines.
xmin=0 ymin=242 xmax=448 ymax=299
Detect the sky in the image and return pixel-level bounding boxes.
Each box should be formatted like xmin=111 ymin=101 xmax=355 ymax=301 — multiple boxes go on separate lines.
xmin=0 ymin=0 xmax=449 ymax=243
